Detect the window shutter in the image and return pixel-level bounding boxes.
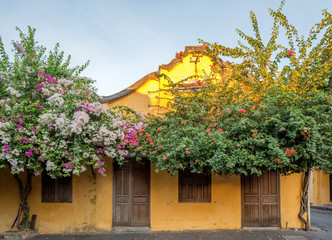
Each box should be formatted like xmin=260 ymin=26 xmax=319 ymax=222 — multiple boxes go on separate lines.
xmin=42 ymin=173 xmax=72 ymax=203
xmin=179 ymin=170 xmax=211 ymax=203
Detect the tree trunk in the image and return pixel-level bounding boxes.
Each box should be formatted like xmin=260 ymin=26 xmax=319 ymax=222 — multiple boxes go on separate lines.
xmin=298 ymin=171 xmax=310 ymax=231
xmin=11 ymin=170 xmax=33 ymax=229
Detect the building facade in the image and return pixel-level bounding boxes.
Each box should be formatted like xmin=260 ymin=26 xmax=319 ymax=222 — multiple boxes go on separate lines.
xmin=0 ymin=46 xmax=308 ymax=234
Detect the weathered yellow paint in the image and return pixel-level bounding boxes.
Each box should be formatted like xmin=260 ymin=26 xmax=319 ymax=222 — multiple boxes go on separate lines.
xmin=150 ymin=167 xmax=241 ymax=231
xmin=280 ymin=173 xmax=304 ymax=229
xmin=106 ymin=52 xmax=214 ymax=115
xmin=0 ymin=159 xmax=113 ymax=234
xmin=106 ymin=76 xmax=160 ymax=115
xmin=312 ymin=170 xmax=331 ymax=205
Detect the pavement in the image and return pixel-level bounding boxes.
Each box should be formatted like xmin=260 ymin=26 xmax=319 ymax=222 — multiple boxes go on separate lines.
xmin=1 ymin=229 xmax=330 ymax=240
xmin=310 ymin=204 xmax=332 ymax=212
xmin=1 ymin=206 xmax=332 ymax=240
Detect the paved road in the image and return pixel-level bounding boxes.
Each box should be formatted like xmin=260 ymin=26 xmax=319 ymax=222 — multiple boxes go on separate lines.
xmin=308 ymin=208 xmax=332 ymax=239
xmin=311 ymin=208 xmax=332 ymax=231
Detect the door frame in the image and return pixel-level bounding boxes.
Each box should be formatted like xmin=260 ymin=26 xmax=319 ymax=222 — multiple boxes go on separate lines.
xmin=241 ymin=171 xmax=281 ymax=228
xmin=112 ymin=157 xmax=151 ymax=228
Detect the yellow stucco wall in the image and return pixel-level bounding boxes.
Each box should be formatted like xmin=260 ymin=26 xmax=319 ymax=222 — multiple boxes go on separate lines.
xmin=106 ymin=53 xmax=214 ymax=115
xmin=0 ymin=165 xmax=305 ymax=234
xmin=312 ymin=170 xmax=331 ymax=205
xmin=280 ymin=173 xmax=304 ymax=229
xmin=106 ymin=77 xmax=160 ymax=115
xmin=150 ymin=168 xmax=241 ymax=231
xmin=0 ymin=160 xmax=113 ymax=234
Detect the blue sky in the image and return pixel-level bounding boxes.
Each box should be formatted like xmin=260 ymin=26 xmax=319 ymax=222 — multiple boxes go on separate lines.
xmin=1 ymin=0 xmax=331 ymax=96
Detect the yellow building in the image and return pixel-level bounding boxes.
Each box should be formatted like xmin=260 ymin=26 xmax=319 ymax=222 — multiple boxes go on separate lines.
xmin=311 ymin=170 xmax=331 ymax=205
xmin=0 ymin=46 xmax=309 ymax=234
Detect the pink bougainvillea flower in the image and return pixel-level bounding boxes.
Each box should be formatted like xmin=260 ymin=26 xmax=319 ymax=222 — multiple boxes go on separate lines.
xmin=212 ymin=103 xmax=217 ymax=105
xmin=157 ymin=126 xmax=162 ymax=131
xmin=36 ymin=83 xmax=44 ymax=91
xmin=181 ymin=121 xmax=186 ymax=125
xmin=138 ymin=147 xmax=142 ymax=150
xmin=212 ymin=138 xmax=216 ymax=141
xmin=287 ymin=50 xmax=294 ymax=56
xmin=25 ymin=151 xmax=32 ymax=158
xmin=206 ymin=129 xmax=211 ymax=134
xmin=159 ymin=145 xmax=162 ymax=148
xmin=186 ymin=150 xmax=190 ymax=155
xmin=227 ymin=108 xmax=231 ymax=112
xmin=217 ymin=129 xmax=223 ymax=132
xmin=280 ymin=127 xmax=286 ymax=131
xmin=239 ymin=109 xmax=246 ymax=113
xmin=163 ymin=157 xmax=167 ymax=160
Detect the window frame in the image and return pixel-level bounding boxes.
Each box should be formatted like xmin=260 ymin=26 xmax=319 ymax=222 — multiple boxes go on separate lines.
xmin=41 ymin=172 xmax=73 ymax=203
xmin=178 ymin=169 xmax=211 ymax=203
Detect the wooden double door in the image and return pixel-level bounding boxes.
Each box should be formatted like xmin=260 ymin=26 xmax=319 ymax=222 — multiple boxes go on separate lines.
xmin=241 ymin=171 xmax=280 ymax=227
xmin=113 ymin=159 xmax=150 ymax=227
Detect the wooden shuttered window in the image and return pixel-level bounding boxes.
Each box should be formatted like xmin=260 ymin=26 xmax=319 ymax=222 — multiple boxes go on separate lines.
xmin=41 ymin=173 xmax=72 ymax=203
xmin=179 ymin=170 xmax=211 ymax=203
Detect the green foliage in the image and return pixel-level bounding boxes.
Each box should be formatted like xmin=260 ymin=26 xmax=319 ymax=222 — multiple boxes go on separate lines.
xmin=135 ymin=1 xmax=332 ymax=176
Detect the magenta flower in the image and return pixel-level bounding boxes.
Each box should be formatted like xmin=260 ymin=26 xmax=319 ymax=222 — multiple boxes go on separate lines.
xmin=25 ymin=151 xmax=32 ymax=158
xmin=3 ymin=145 xmax=11 ymax=154
xmin=227 ymin=108 xmax=231 ymax=112
xmin=37 ymin=102 xmax=44 ymax=110
xmin=36 ymin=83 xmax=44 ymax=91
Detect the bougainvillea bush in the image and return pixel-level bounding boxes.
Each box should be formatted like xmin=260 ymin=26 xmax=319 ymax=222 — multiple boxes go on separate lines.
xmin=0 ymin=27 xmax=144 ymax=228
xmin=0 ymin=27 xmax=143 ymax=178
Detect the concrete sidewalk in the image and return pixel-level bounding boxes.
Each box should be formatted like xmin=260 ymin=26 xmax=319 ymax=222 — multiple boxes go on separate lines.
xmin=7 ymin=229 xmax=330 ymax=240
xmin=311 ymin=204 xmax=332 ymax=212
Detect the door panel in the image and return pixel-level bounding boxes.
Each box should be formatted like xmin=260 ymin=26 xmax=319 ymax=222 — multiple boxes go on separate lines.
xmin=113 ymin=159 xmax=150 ymax=227
xmin=330 ymin=174 xmax=332 ymax=202
xmin=242 ymin=171 xmax=280 ymax=227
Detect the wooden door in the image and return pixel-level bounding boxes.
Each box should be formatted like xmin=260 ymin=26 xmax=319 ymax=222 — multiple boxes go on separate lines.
xmin=113 ymin=159 xmax=150 ymax=227
xmin=330 ymin=174 xmax=332 ymax=202
xmin=241 ymin=171 xmax=280 ymax=227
